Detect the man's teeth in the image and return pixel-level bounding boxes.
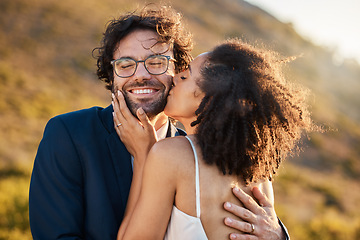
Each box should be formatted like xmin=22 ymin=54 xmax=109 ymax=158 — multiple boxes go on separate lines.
xmin=132 ymin=89 xmax=155 ymax=94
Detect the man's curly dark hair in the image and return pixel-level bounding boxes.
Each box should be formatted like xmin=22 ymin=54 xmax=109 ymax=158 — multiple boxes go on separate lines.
xmin=193 ymin=39 xmax=315 ymax=184
xmin=93 ymin=5 xmax=193 ymax=91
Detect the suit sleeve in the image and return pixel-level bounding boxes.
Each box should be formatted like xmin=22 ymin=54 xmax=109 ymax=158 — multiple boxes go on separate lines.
xmin=29 ymin=116 xmax=84 ymax=240
xmin=278 ymin=218 xmax=290 ymax=240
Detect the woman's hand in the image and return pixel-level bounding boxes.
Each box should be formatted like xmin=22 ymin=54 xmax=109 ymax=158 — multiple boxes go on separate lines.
xmin=112 ymin=90 xmax=157 ymax=161
xmin=223 ymin=187 xmax=286 ymax=240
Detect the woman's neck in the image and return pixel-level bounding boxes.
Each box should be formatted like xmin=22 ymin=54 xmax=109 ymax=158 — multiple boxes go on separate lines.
xmin=181 ymin=119 xmax=197 ymax=135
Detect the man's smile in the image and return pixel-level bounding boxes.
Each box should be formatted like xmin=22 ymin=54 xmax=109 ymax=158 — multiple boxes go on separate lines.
xmin=126 ymin=87 xmax=162 ymax=100
xmin=129 ymin=88 xmax=158 ymax=95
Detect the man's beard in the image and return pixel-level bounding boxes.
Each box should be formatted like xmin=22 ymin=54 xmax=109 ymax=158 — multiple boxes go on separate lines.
xmin=122 ymin=90 xmax=168 ymax=120
xmin=113 ymin=79 xmax=171 ymax=119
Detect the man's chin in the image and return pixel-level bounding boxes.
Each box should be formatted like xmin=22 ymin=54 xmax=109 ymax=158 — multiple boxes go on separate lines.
xmin=123 ymin=91 xmax=168 ymax=119
xmin=127 ymin=101 xmax=165 ymax=120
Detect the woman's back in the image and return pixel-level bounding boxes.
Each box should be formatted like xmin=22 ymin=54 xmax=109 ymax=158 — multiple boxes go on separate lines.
xmin=167 ymin=135 xmax=271 ymax=240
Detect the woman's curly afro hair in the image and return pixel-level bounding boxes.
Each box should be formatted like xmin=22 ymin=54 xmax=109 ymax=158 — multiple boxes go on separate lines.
xmin=193 ymin=39 xmax=315 ymax=183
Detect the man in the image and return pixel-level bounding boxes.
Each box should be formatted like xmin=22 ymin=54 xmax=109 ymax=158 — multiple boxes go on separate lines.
xmin=29 ymin=5 xmax=289 ymax=240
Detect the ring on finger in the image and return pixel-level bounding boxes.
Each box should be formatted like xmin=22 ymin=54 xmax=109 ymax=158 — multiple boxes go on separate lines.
xmin=116 ymin=123 xmax=122 ymax=127
xmin=250 ymin=223 xmax=255 ymax=234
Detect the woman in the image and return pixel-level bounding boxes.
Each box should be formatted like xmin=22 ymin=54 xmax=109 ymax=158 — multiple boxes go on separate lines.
xmin=113 ymin=39 xmax=313 ymax=239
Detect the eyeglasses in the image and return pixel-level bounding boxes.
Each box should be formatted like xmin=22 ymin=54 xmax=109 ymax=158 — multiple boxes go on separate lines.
xmin=111 ymin=55 xmax=176 ymax=78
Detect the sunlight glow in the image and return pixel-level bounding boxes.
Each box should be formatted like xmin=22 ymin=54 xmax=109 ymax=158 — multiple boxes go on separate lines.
xmin=245 ymin=0 xmax=360 ymax=62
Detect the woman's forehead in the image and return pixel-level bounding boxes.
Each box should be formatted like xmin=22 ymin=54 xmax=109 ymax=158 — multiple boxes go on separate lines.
xmin=190 ymin=53 xmax=209 ymax=68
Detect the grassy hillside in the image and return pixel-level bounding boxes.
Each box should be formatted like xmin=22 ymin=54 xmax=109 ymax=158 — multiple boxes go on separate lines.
xmin=1 ymin=0 xmax=359 ymax=239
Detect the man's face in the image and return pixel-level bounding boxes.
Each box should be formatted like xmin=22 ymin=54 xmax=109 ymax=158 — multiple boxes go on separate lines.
xmin=112 ymin=29 xmax=175 ymax=119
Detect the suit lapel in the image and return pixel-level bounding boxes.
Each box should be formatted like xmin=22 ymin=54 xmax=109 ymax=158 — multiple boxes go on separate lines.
xmin=106 ymin=133 xmax=132 ymax=209
xmin=100 ymin=105 xmax=133 ymax=210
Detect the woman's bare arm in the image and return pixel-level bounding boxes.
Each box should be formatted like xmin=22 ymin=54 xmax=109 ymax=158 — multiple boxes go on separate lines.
xmin=118 ymin=141 xmax=178 ymax=240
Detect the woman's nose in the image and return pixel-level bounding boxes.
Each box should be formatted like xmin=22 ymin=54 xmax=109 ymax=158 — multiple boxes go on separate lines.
xmin=173 ymin=74 xmax=180 ymax=85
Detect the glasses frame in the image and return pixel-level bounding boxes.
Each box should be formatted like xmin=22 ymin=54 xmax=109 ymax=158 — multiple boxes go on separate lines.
xmin=111 ymin=55 xmax=176 ymax=78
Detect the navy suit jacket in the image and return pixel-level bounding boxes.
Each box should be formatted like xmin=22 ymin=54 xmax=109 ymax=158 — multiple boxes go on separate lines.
xmin=29 ymin=105 xmax=185 ymax=240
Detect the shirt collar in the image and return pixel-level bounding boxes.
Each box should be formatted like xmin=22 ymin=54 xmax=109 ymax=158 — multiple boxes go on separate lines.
xmin=156 ymin=119 xmax=169 ymax=140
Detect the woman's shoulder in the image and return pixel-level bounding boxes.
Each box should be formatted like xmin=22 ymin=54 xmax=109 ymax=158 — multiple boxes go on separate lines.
xmin=147 ymin=136 xmax=194 ymax=166
xmin=152 ymin=136 xmax=191 ymax=153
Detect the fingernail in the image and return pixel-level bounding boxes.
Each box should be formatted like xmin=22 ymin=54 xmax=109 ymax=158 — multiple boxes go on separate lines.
xmin=224 ymin=202 xmax=231 ymax=209
xmin=112 ymin=112 xmax=115 ymax=116
xmin=230 ymin=233 xmax=237 ymax=239
xmin=225 ymin=217 xmax=233 ymax=224
xmin=117 ymin=90 xmax=122 ymax=96
xmin=112 ymin=93 xmax=115 ymax=99
xmin=233 ymin=187 xmax=239 ymax=192
xmin=111 ymin=101 xmax=114 ymax=106
xmin=138 ymin=108 xmax=144 ymax=114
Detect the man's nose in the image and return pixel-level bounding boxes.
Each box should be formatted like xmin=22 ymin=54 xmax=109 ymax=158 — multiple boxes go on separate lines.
xmin=133 ymin=62 xmax=151 ymax=80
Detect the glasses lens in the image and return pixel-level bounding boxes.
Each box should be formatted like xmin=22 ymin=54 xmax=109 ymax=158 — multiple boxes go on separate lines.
xmin=114 ymin=58 xmax=136 ymax=77
xmin=145 ymin=55 xmax=169 ymax=75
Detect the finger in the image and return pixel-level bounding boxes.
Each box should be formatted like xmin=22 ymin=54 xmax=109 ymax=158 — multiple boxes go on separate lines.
xmin=112 ymin=112 xmax=123 ymax=137
xmin=113 ymin=111 xmax=122 ymax=128
xmin=136 ymin=108 xmax=156 ymax=135
xmin=224 ymin=202 xmax=256 ymax=222
xmin=229 ymin=232 xmax=257 ymax=240
xmin=252 ymin=186 xmax=271 ymax=208
xmin=224 ymin=217 xmax=256 ymax=235
xmin=117 ymin=90 xmax=135 ymax=122
xmin=112 ymin=93 xmax=126 ymax=125
xmin=232 ymin=187 xmax=263 ymax=214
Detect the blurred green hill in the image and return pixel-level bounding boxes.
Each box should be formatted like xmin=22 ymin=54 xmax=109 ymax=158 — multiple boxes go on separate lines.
xmin=0 ymin=0 xmax=359 ymax=239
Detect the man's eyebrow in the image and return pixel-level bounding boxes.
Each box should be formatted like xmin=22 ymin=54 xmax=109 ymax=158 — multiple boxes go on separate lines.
xmin=116 ymin=55 xmax=134 ymax=60
xmin=117 ymin=54 xmax=156 ymax=60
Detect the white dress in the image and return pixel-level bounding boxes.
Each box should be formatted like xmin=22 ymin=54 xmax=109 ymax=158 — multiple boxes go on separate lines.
xmin=164 ymin=136 xmax=208 ymax=240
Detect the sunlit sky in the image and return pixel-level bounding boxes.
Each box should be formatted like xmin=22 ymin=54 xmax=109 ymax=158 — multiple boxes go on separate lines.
xmin=245 ymin=0 xmax=360 ymax=63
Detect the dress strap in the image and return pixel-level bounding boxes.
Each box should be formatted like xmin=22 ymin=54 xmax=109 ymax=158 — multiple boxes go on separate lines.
xmin=184 ymin=136 xmax=201 ymax=218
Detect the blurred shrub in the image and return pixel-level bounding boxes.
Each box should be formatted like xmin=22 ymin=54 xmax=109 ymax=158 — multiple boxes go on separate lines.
xmin=0 ymin=166 xmax=31 ymax=240
xmin=307 ymin=209 xmax=360 ymax=240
